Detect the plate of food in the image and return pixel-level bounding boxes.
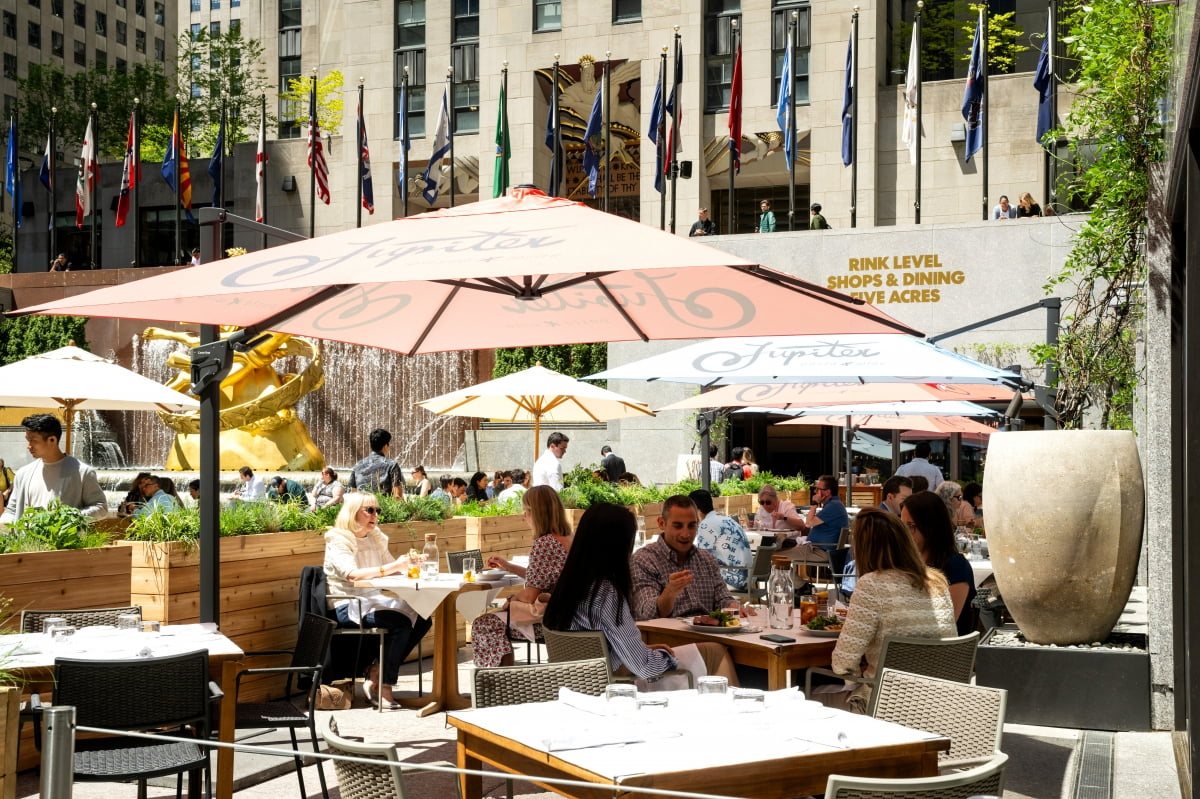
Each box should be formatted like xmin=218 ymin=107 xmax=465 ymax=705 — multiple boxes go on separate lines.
xmin=479 ymin=569 xmax=509 ymax=581
xmin=688 ymin=610 xmax=758 ymax=634
xmin=804 ymin=616 xmax=844 ymax=637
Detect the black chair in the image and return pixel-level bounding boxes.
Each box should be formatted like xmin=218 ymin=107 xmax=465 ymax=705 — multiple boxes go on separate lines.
xmin=231 ymin=612 xmax=335 ymax=799
xmin=32 ymin=650 xmax=221 ymax=799
xmin=20 ymin=605 xmax=142 ymax=633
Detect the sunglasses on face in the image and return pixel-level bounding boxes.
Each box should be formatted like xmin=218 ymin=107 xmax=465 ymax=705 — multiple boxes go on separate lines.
xmin=362 ymin=507 xmax=380 ymax=515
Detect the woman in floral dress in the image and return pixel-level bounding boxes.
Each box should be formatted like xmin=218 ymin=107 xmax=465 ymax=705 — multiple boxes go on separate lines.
xmin=471 ymin=485 xmax=573 ymax=667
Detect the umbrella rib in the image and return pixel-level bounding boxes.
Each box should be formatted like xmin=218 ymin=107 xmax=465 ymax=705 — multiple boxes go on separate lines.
xmin=591 ymin=275 xmax=649 ymax=341
xmin=408 ymin=284 xmax=462 ymax=355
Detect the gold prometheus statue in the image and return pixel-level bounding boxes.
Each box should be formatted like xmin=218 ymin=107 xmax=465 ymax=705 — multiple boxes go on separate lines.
xmin=144 ymin=326 xmax=326 ymax=471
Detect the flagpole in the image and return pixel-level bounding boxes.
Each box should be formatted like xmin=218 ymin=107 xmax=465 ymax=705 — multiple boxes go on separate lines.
xmin=48 ymin=107 xmax=56 ymax=262
xmin=259 ymin=89 xmax=268 ymax=249
xmin=307 ymin=70 xmax=321 ymax=233
xmin=11 ymin=111 xmax=18 ymax=261
xmin=447 ymin=66 xmax=456 ymax=208
xmin=551 ymin=55 xmax=560 ymax=197
xmin=914 ymin=2 xmax=923 ymax=224
xmin=668 ymin=26 xmax=680 ymax=235
xmin=658 ymin=47 xmax=667 ymax=231
xmin=132 ymin=98 xmax=140 ymax=266
xmin=357 ymin=78 xmax=364 ymax=229
xmin=400 ymin=66 xmax=409 ymax=217
xmin=787 ymin=12 xmax=797 ymax=231
xmin=981 ymin=2 xmax=990 ymax=222
xmin=89 ymin=102 xmax=97 ymax=268
xmin=603 ymin=50 xmax=611 ymax=213
xmin=217 ymin=97 xmax=226 ymax=252
xmin=1043 ymin=0 xmax=1056 ymax=211
xmin=728 ymin=19 xmax=739 ymax=234
xmin=173 ymin=98 xmax=182 ymax=264
xmin=850 ymin=7 xmax=859 ymax=229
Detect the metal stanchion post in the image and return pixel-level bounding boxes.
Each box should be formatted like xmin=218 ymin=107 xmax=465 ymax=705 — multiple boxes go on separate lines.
xmin=41 ymin=705 xmax=76 ymax=799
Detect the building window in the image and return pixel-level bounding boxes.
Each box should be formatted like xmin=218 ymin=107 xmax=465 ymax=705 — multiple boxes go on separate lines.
xmin=210 ymin=0 xmax=220 ymax=8
xmin=73 ymin=39 xmax=85 ymax=65
xmin=154 ymin=36 xmax=163 ymax=60
xmin=453 ymin=0 xmax=478 ymax=41
xmin=95 ymin=11 xmax=106 ymax=36
xmin=613 ymin=0 xmax=641 ymax=23
xmin=3 ymin=53 xmax=16 ymax=79
xmin=27 ymin=21 xmax=40 ymax=47
xmin=533 ymin=0 xmax=560 ymax=32
xmin=116 ymin=19 xmax=126 ymax=43
xmin=191 ymin=80 xmax=201 ymax=97
xmin=451 ymin=43 xmax=478 ymax=132
xmin=704 ymin=0 xmax=740 ymax=112
xmin=190 ymin=22 xmax=200 ymax=38
xmin=115 ymin=57 xmax=126 ymax=73
xmin=51 ymin=30 xmax=64 ymax=57
xmin=135 ymin=0 xmax=145 ymax=16
xmin=280 ymin=0 xmax=300 ymax=28
xmin=73 ymin=1 xmax=85 ymax=26
xmin=190 ymin=0 xmax=199 ymax=10
xmin=395 ymin=1 xmax=426 ymax=140
xmin=95 ymin=48 xmax=105 ymax=68
xmin=50 ymin=0 xmax=62 ymax=15
xmin=278 ymin=0 xmax=302 ymax=139
xmin=3 ymin=12 xmax=15 ymax=39
xmin=230 ymin=18 xmax=240 ymax=34
xmin=135 ymin=27 xmax=145 ymax=52
xmin=28 ymin=0 xmax=40 ymax=8
xmin=396 ymin=0 xmax=424 ymax=48
xmin=210 ymin=20 xmax=219 ymax=35
xmin=115 ymin=0 xmax=124 ymax=8
xmin=231 ymin=0 xmax=240 ymax=6
xmin=771 ymin=1 xmax=811 ymax=106
xmin=154 ymin=2 xmax=163 ymax=24
xmin=4 ymin=96 xmax=15 ymax=119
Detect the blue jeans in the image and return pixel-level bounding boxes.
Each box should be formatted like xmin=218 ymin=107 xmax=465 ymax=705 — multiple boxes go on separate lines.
xmin=334 ymin=604 xmax=432 ymax=684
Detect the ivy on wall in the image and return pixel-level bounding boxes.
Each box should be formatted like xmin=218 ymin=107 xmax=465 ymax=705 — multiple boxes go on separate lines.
xmin=493 ymin=344 xmax=608 ymax=384
xmin=0 ymin=315 xmax=90 ymax=366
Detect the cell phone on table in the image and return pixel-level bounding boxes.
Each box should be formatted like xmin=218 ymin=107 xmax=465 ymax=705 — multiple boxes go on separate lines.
xmin=761 ymin=633 xmax=796 ymax=643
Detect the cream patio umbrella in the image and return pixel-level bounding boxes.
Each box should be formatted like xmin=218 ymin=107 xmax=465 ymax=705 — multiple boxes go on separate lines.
xmin=415 ymin=365 xmax=654 ymax=461
xmin=0 ymin=345 xmax=199 ymax=453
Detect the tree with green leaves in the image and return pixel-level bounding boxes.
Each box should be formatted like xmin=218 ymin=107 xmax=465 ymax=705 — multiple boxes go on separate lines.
xmin=0 ymin=315 xmax=90 ymax=366
xmin=960 ymin=3 xmax=1028 ymax=74
xmin=174 ymin=28 xmax=271 ymax=155
xmin=493 ymin=344 xmax=608 ymax=382
xmin=279 ymin=71 xmax=346 ymax=137
xmin=894 ymin=1 xmax=1027 ymax=82
xmin=1033 ymin=0 xmax=1172 ymax=428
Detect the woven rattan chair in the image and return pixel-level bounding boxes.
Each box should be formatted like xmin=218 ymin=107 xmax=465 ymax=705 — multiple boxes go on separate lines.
xmin=20 ymin=605 xmax=142 ymax=633
xmin=872 ymin=669 xmax=1007 ymax=772
xmin=320 ymin=716 xmax=410 ymax=799
xmin=805 ymin=632 xmax=980 ymax=714
xmin=473 ymin=658 xmax=609 ymax=799
xmin=540 ymin=629 xmax=694 ymax=688
xmin=824 ymin=752 xmax=1008 ymax=799
xmin=33 ymin=649 xmax=221 ymax=799
xmin=447 ymin=548 xmax=483 ymax=575
xmin=233 ymin=612 xmax=336 ymax=799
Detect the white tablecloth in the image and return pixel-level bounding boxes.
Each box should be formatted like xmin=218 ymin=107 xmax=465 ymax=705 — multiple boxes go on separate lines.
xmin=3 ymin=623 xmax=242 ymax=666
xmin=371 ymin=573 xmax=519 ymax=619
xmin=969 ymin=558 xmax=994 ymax=586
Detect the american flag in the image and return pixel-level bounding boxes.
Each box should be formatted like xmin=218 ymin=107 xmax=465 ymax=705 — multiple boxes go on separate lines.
xmin=307 ymin=93 xmax=330 ymax=205
xmin=255 ymin=110 xmax=267 ymax=222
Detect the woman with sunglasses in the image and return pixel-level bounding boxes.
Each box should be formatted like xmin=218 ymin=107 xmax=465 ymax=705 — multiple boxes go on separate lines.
xmin=324 ymin=492 xmax=432 ymax=709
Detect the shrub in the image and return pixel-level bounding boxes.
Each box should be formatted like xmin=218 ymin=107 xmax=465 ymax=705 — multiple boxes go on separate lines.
xmin=0 ymin=501 xmax=111 ymax=553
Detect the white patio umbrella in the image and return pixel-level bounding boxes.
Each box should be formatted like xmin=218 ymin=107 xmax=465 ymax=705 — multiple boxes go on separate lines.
xmin=0 ymin=345 xmax=199 ymax=452
xmin=415 ymin=365 xmax=654 ymax=461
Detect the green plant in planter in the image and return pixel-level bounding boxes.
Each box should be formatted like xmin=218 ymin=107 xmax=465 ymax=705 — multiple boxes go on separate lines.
xmin=715 ymin=471 xmax=809 ymax=496
xmin=125 ymin=505 xmax=201 ymax=544
xmin=378 ymin=494 xmax=454 ymax=523
xmin=457 ymin=496 xmax=524 ymax=517
xmin=613 ymin=483 xmax=663 ymax=507
xmin=0 ymin=501 xmax=111 ymax=553
xmin=661 ymin=479 xmax=702 ymax=497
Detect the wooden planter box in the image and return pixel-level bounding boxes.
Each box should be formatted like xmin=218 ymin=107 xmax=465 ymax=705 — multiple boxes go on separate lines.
xmin=1 ymin=546 xmax=133 ymax=631
xmin=0 ymin=687 xmax=18 ymax=799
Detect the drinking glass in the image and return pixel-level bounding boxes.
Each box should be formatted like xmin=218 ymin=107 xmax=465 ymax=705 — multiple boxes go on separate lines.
xmin=117 ymin=613 xmax=140 ymax=632
xmin=51 ymin=625 xmax=77 ymax=647
xmin=142 ymin=620 xmax=162 ymax=634
xmin=732 ymin=687 xmax=765 ymax=712
xmin=637 ymin=696 xmax=669 ymax=712
xmin=462 ymin=557 xmax=477 ymax=582
xmin=696 ymin=676 xmax=729 ymax=696
xmin=605 ymin=683 xmax=637 ymax=714
xmin=42 ymin=617 xmax=66 ymax=638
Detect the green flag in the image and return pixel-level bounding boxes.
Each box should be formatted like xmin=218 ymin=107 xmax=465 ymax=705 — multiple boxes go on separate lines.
xmin=493 ymin=71 xmax=510 ymax=198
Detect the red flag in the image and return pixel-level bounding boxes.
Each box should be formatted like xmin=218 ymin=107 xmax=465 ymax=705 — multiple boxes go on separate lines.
xmin=74 ymin=117 xmax=95 ymax=228
xmin=307 ymin=96 xmax=330 ymax=205
xmin=255 ymin=110 xmax=267 ymax=222
xmin=115 ymin=112 xmax=138 ymax=227
xmin=728 ymin=41 xmax=743 ymax=174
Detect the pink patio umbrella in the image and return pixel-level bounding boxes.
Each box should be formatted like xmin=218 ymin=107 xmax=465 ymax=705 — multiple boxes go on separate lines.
xmin=658 ymin=381 xmax=1023 ymax=412
xmin=778 ymin=413 xmax=998 ymax=436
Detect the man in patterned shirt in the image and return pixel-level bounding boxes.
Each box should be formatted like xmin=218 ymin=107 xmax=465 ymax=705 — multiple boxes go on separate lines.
xmin=631 ymin=494 xmax=743 ymax=620
xmin=348 ymin=428 xmax=405 ymax=499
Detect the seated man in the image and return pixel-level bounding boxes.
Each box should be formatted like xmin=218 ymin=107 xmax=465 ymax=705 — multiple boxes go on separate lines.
xmin=231 ymin=466 xmax=266 ymax=502
xmin=269 ymin=475 xmax=308 ymax=504
xmin=495 ymin=468 xmax=529 ymax=503
xmin=133 ymin=475 xmax=178 ymax=517
xmin=689 ymin=489 xmax=752 ymax=593
xmin=804 ymin=474 xmax=850 ymax=576
xmin=631 ymin=494 xmax=743 ymax=620
xmin=753 ymin=485 xmax=805 ymax=540
xmin=880 ymin=475 xmax=913 ymax=515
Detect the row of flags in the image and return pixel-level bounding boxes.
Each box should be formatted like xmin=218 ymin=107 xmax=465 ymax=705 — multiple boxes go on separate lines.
xmin=3 ymin=22 xmax=1059 ymax=226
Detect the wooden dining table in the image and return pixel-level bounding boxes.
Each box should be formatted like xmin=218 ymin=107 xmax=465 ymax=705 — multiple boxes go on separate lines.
xmin=448 ymin=690 xmax=949 ymax=799
xmin=637 ymin=614 xmax=837 ymax=690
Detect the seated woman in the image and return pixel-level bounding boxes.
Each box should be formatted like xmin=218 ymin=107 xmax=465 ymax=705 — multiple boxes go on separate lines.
xmin=324 ymin=493 xmax=432 ymax=709
xmin=465 ymin=471 xmax=490 ymax=503
xmin=543 ymin=502 xmax=738 ymax=687
xmin=902 ymin=490 xmax=978 ymax=635
xmin=828 ymin=508 xmax=956 ymax=712
xmin=311 ymin=467 xmax=345 ymax=510
xmin=411 ymin=465 xmax=433 ymax=498
xmin=934 ymin=480 xmax=976 ymax=528
xmin=472 ymin=485 xmax=573 ymax=668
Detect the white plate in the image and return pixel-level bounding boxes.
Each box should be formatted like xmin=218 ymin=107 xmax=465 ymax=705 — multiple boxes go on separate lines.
xmin=479 ymin=570 xmax=508 ymax=581
xmin=686 ymin=620 xmax=761 ymax=635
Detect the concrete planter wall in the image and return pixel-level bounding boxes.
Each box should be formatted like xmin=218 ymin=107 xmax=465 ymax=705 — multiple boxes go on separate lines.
xmin=983 ymin=430 xmax=1145 ymax=645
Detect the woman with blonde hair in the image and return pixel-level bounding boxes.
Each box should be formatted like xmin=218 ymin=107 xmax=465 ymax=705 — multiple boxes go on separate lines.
xmin=827 ymin=508 xmax=956 ymax=711
xmin=1017 ymin=192 xmax=1042 ymax=218
xmin=324 ymin=492 xmax=431 ymax=708
xmin=471 ymin=485 xmax=573 ymax=667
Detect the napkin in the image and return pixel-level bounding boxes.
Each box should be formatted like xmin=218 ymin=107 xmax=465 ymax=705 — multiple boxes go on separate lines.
xmin=557 ymin=687 xmax=612 ymax=716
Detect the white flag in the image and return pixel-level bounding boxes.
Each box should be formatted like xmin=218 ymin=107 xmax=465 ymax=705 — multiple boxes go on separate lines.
xmin=420 ymin=88 xmax=451 ymax=205
xmin=901 ymin=23 xmax=920 ymax=166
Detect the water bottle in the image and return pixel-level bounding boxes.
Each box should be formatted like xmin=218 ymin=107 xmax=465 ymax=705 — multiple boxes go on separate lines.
xmin=421 ymin=533 xmax=440 ymax=578
xmin=768 ymin=556 xmax=795 ymax=630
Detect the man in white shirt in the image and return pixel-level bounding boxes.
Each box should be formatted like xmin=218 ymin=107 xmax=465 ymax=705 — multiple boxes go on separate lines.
xmin=495 ymin=468 xmax=529 ymax=503
xmin=893 ymin=442 xmax=944 ymax=489
xmin=531 ymin=432 xmax=569 ymax=490
xmin=1 ymin=414 xmax=107 ymax=524
xmin=231 ymin=466 xmax=267 ymax=502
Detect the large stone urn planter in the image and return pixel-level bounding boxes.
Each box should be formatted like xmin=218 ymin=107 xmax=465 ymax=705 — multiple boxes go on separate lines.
xmin=983 ymin=430 xmax=1145 ymax=644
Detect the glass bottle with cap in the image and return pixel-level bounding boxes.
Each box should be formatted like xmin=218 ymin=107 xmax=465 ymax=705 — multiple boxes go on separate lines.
xmin=768 ymin=554 xmax=795 ymax=629
xmin=421 ymin=533 xmax=440 ymax=578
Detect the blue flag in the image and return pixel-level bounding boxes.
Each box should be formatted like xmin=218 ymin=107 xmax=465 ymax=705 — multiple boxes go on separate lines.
xmin=6 ymin=118 xmax=21 ymax=229
xmin=208 ymin=115 xmax=224 ymax=209
xmin=544 ymin=71 xmax=562 ymax=196
xmin=776 ymin=38 xmax=794 ymax=165
xmin=420 ymin=87 xmax=451 ymax=205
xmin=647 ymin=58 xmax=665 ymax=193
xmin=841 ymin=33 xmax=854 ymax=168
xmin=358 ymin=100 xmax=374 ymax=214
xmin=398 ymin=81 xmax=410 ymax=206
xmin=961 ymin=8 xmax=985 ymax=163
xmin=1033 ymin=12 xmax=1054 ymax=146
xmin=582 ymin=85 xmax=603 ymax=198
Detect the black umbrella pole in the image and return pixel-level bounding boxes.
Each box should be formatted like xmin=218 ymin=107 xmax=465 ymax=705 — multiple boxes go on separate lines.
xmin=198 ymin=323 xmax=221 ymax=624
